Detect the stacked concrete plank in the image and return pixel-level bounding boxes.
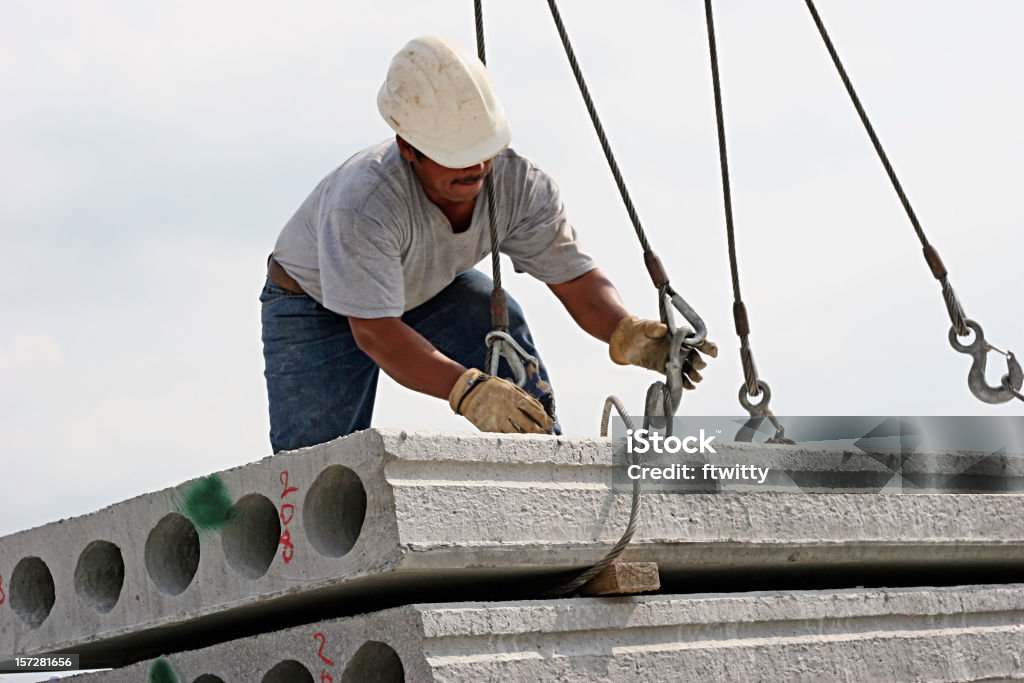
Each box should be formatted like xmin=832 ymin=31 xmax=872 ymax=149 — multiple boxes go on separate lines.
xmin=69 ymin=585 xmax=1024 ymax=682
xmin=1 ymin=429 xmax=1023 ymax=678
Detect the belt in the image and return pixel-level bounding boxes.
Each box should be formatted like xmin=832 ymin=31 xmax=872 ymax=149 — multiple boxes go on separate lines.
xmin=266 ymin=256 xmax=305 ymax=295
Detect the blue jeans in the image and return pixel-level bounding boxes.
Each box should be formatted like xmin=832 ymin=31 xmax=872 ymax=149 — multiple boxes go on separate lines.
xmin=260 ymin=269 xmax=558 ymax=453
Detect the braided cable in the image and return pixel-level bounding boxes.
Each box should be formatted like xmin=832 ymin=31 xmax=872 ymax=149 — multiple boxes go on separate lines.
xmin=657 ymin=284 xmax=671 ymax=328
xmin=739 ymin=337 xmax=759 ymax=397
xmin=484 ymin=180 xmax=502 ymax=293
xmin=704 ymin=0 xmax=742 ymax=303
xmin=600 ymin=395 xmax=637 ymax=437
xmin=474 ymin=0 xmax=508 ymax=335
xmin=805 ymin=0 xmax=976 ymax=337
xmin=551 ymin=476 xmax=642 ymax=595
xmin=705 ymin=0 xmax=781 ymax=411
xmin=941 ymin=276 xmax=969 ymax=337
xmin=475 ymin=2 xmax=640 ymax=596
xmin=545 ymin=397 xmax=641 ymax=597
xmin=474 ymin=0 xmax=486 ymax=62
xmin=545 ymin=0 xmax=652 ymax=255
xmin=804 ymin=0 xmax=928 ymax=246
xmin=802 ymin=1 xmax=1024 ymax=405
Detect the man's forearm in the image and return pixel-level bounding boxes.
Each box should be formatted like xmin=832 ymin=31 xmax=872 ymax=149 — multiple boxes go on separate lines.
xmin=548 ymin=268 xmax=630 ymax=342
xmin=348 ymin=317 xmax=465 ymax=399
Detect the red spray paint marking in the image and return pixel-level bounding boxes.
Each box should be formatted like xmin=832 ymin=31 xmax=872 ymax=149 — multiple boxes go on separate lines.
xmin=314 ymin=632 xmax=336 ymax=681
xmin=280 ymin=503 xmax=295 ymax=526
xmin=279 ymin=529 xmax=295 ymax=563
xmin=280 ymin=471 xmax=298 ymax=498
xmin=0 ymin=573 xmax=5 ymax=606
xmin=279 ymin=471 xmax=298 ymax=564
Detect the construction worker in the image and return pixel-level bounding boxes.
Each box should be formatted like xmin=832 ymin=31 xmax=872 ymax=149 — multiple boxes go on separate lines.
xmin=262 ymin=36 xmax=714 ymax=454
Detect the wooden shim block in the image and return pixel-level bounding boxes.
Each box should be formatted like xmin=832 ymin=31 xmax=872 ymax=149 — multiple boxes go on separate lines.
xmin=580 ymin=562 xmax=661 ymax=597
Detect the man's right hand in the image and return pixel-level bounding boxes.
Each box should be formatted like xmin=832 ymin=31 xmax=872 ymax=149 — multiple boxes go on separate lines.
xmin=448 ymin=368 xmax=554 ymax=434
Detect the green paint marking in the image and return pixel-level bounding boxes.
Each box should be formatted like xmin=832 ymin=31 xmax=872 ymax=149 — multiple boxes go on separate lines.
xmin=149 ymin=657 xmax=180 ymax=683
xmin=181 ymin=475 xmax=233 ymax=531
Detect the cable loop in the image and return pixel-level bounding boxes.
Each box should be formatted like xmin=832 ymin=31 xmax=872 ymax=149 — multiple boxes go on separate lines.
xmin=546 ymin=397 xmax=643 ymax=597
xmin=652 ymin=285 xmax=709 ymax=422
xmin=738 ymin=379 xmax=771 ymax=414
xmin=739 ymin=338 xmax=760 ymax=397
xmin=643 ymin=381 xmax=676 ymax=436
xmin=735 ymin=380 xmax=794 ymax=444
xmin=659 ymin=284 xmax=708 ymax=348
xmin=733 ymin=378 xmax=794 ymax=444
xmin=941 ymin=277 xmax=969 ymax=337
xmin=485 ymin=331 xmax=535 ymax=387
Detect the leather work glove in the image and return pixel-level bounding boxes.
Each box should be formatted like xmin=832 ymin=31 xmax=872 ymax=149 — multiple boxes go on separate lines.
xmin=449 ymin=368 xmax=554 ymax=434
xmin=608 ymin=315 xmax=719 ymax=390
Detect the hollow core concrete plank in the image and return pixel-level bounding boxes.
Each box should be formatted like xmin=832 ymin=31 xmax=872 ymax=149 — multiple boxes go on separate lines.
xmin=70 ymin=584 xmax=1024 ymax=682
xmin=1 ymin=429 xmax=1022 ymax=665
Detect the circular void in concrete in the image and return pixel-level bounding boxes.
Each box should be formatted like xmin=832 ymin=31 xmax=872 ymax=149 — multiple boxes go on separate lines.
xmin=193 ymin=676 xmax=226 ymax=683
xmin=343 ymin=641 xmax=405 ymax=682
xmin=222 ymin=493 xmax=280 ymax=579
xmin=262 ymin=660 xmax=314 ymax=683
xmin=303 ymin=465 xmax=366 ymax=558
xmin=73 ymin=540 xmax=125 ymax=613
xmin=9 ymin=556 xmax=56 ymax=629
xmin=145 ymin=512 xmax=200 ymax=596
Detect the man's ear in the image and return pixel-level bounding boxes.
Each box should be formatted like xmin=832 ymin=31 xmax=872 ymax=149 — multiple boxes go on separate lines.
xmin=396 ymin=135 xmax=416 ymax=162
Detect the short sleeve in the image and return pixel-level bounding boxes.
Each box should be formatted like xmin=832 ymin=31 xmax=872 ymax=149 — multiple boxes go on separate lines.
xmin=318 ymin=209 xmax=405 ymax=317
xmin=500 ymin=167 xmax=597 ymax=285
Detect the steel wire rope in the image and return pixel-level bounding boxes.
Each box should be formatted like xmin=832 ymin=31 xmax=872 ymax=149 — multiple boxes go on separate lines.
xmin=804 ymin=0 xmax=1024 ymax=404
xmin=476 ymin=0 xmax=647 ymax=597
xmin=803 ymin=0 xmax=968 ymax=336
xmin=544 ymin=0 xmax=653 ymax=256
xmin=543 ymin=0 xmax=710 ymax=356
xmin=474 ymin=0 xmax=713 ymax=596
xmin=540 ymin=398 xmax=642 ymax=596
xmin=474 ymin=0 xmax=509 ymax=351
xmin=704 ymin=0 xmax=791 ymax=441
xmin=540 ymin=0 xmax=676 ymax=596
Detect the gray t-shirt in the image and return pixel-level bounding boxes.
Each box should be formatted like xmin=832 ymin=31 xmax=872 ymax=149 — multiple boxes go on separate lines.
xmin=272 ymin=139 xmax=596 ymax=318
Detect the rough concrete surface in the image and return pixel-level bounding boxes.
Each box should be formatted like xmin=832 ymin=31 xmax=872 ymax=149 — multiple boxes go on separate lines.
xmin=69 ymin=584 xmax=1024 ymax=682
xmin=1 ymin=429 xmax=1022 ymax=665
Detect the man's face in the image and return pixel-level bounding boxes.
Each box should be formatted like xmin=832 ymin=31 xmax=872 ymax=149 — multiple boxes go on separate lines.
xmin=397 ymin=138 xmax=493 ymax=205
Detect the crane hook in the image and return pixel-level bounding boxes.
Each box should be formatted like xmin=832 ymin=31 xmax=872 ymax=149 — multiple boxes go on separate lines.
xmin=949 ymin=320 xmax=1023 ymax=404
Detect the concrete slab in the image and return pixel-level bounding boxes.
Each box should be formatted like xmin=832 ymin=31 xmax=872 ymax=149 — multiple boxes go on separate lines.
xmin=69 ymin=584 xmax=1024 ymax=682
xmin=1 ymin=429 xmax=1023 ymax=666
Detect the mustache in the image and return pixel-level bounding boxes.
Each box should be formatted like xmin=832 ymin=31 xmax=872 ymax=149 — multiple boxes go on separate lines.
xmin=452 ymin=168 xmax=491 ymax=185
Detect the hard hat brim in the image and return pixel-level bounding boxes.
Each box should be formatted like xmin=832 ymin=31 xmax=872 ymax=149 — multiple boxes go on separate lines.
xmin=376 ymin=36 xmax=512 ymax=169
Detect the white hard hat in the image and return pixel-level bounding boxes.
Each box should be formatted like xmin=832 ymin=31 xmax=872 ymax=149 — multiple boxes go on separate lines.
xmin=377 ymin=36 xmax=512 ymax=169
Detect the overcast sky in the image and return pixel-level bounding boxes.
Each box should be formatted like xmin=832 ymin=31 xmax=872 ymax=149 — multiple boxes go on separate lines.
xmin=1 ymin=0 xmax=1022 ymax=545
